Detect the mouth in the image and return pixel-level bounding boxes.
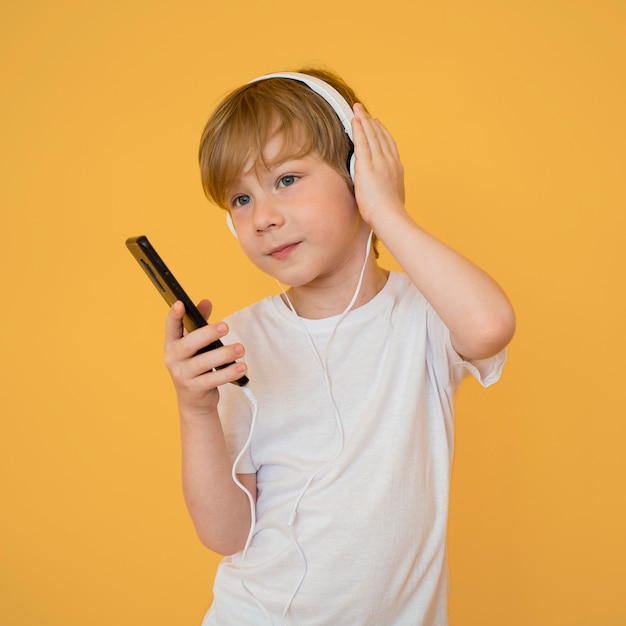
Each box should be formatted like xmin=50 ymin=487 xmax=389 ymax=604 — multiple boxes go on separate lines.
xmin=268 ymin=242 xmax=300 ymax=260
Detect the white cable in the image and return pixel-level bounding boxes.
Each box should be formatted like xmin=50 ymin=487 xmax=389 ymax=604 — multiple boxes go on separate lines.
xmin=278 ymin=229 xmax=374 ymax=516
xmin=231 ymin=230 xmax=375 ymax=624
xmin=231 ymin=385 xmax=275 ymax=624
xmin=278 ymin=230 xmax=374 ymax=623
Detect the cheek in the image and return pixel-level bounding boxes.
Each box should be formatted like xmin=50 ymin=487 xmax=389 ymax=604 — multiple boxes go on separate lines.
xmin=236 ymin=235 xmax=259 ymax=262
xmin=235 ymin=234 xmax=275 ymax=276
xmin=324 ymin=190 xmax=361 ymax=234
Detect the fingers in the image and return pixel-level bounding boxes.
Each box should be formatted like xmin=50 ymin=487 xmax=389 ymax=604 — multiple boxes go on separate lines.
xmin=165 ymin=299 xmax=213 ymax=347
xmin=351 ymin=103 xmax=372 ymax=160
xmin=181 ymin=336 xmax=246 ymax=382
xmin=165 ymin=302 xmax=228 ymax=362
xmin=197 ymin=298 xmax=213 ymax=321
xmin=165 ymin=300 xmax=186 ymax=343
xmin=350 ymin=103 xmax=407 ymax=225
xmin=352 ymin=103 xmax=400 ymax=161
xmin=164 ymin=301 xmax=247 ymax=385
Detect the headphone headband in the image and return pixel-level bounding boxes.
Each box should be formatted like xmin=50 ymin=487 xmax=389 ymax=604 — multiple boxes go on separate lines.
xmin=248 ymin=72 xmax=355 ymax=147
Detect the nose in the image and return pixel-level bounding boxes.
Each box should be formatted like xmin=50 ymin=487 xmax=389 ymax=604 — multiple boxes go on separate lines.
xmin=252 ymin=195 xmax=285 ymax=233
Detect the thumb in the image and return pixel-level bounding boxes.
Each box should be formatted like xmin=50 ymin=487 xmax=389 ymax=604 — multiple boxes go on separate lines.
xmin=196 ymin=299 xmax=213 ymax=321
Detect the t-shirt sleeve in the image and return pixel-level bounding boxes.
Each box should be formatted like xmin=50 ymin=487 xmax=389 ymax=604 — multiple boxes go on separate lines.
xmin=426 ymin=302 xmax=506 ymax=390
xmin=449 ymin=340 xmax=506 ymax=388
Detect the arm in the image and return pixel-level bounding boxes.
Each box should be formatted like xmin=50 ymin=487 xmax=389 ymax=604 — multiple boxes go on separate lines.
xmin=164 ymin=300 xmax=255 ymax=555
xmin=352 ymin=104 xmax=515 ymax=360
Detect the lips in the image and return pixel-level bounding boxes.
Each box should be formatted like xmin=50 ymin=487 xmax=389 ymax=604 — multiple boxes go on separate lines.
xmin=269 ymin=242 xmax=300 ymax=260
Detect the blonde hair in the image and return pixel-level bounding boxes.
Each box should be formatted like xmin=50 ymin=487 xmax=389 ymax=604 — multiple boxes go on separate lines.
xmin=198 ymin=68 xmax=363 ymax=209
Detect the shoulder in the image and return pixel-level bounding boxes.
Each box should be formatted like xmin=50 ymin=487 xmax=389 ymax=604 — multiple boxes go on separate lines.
xmin=225 ymin=293 xmax=282 ymax=324
xmin=385 ymin=272 xmax=453 ymax=352
xmin=384 ymin=270 xmax=430 ymax=314
xmin=223 ymin=293 xmax=294 ymax=346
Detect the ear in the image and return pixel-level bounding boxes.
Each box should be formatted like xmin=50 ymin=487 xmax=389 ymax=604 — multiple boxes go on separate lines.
xmin=226 ymin=211 xmax=238 ymax=238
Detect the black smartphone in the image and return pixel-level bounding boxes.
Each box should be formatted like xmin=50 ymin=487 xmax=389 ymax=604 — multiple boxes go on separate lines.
xmin=125 ymin=235 xmax=249 ymax=386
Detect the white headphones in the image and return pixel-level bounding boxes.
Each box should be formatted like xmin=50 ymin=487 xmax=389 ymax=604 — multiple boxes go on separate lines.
xmin=225 ymin=71 xmax=356 ymax=238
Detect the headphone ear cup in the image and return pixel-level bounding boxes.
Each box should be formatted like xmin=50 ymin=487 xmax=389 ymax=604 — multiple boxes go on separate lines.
xmin=226 ymin=212 xmax=238 ymax=238
xmin=348 ymin=150 xmax=355 ymax=182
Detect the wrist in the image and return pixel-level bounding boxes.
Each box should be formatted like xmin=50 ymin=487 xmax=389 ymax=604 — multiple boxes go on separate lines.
xmin=178 ymin=400 xmax=221 ymax=427
xmin=367 ymin=203 xmax=414 ymax=239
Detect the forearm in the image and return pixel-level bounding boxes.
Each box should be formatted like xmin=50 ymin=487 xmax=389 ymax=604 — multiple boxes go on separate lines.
xmin=372 ymin=207 xmax=515 ymax=359
xmin=163 ymin=300 xmax=254 ymax=554
xmin=179 ymin=409 xmax=254 ymax=555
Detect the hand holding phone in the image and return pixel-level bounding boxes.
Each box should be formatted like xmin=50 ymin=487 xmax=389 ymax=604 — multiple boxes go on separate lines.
xmin=125 ymin=235 xmax=249 ymax=386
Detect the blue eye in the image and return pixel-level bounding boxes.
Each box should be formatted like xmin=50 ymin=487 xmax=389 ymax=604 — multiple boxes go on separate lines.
xmin=233 ymin=194 xmax=251 ymax=207
xmin=279 ymin=175 xmax=297 ymax=187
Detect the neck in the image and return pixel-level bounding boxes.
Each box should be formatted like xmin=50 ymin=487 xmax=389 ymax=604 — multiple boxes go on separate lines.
xmin=282 ymin=258 xmax=388 ymax=320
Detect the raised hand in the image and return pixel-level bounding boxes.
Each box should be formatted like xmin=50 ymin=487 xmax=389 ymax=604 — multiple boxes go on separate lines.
xmin=351 ymin=102 xmax=406 ymax=228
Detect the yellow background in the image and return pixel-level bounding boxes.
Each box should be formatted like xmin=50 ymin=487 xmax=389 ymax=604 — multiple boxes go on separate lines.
xmin=1 ymin=1 xmax=624 ymax=624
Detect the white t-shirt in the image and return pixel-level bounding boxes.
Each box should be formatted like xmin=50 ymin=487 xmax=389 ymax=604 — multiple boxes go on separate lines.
xmin=203 ymin=271 xmax=505 ymax=626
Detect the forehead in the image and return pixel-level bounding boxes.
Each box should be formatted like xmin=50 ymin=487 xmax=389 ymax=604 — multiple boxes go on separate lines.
xmin=239 ymin=128 xmax=313 ymax=176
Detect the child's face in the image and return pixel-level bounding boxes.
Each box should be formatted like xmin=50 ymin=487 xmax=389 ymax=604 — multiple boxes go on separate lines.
xmin=225 ymin=133 xmax=369 ymax=289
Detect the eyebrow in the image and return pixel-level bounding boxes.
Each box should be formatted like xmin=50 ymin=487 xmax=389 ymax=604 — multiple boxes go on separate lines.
xmin=242 ymin=151 xmax=314 ymax=177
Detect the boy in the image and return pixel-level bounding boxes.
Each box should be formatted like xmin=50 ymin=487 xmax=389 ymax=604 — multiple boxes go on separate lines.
xmin=164 ymin=68 xmax=515 ymax=625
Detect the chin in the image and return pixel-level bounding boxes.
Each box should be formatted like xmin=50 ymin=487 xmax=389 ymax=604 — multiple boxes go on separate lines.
xmin=271 ymin=267 xmax=320 ymax=289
